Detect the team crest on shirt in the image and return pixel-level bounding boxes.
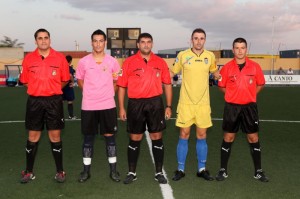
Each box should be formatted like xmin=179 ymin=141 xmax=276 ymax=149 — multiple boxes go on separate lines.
xmin=52 ymin=69 xmax=57 ymax=76
xmin=249 ymin=78 xmax=253 ymax=84
xmin=156 ymin=71 xmax=160 ymax=77
xmin=102 ymin=65 xmax=107 ymax=71
xmin=204 ymin=57 xmax=208 ymax=64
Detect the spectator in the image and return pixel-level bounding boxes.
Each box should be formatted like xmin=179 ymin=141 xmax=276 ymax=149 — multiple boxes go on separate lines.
xmin=62 ymin=55 xmax=77 ymax=119
xmin=287 ymin=68 xmax=294 ymax=75
xmin=277 ymin=67 xmax=286 ymax=75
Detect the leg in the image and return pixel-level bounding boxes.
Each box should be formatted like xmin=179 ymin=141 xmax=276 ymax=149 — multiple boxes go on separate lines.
xmin=150 ymin=132 xmax=167 ymax=184
xmin=67 ymin=101 xmax=74 ymax=118
xmin=149 ymin=132 xmax=164 ymax=173
xmin=127 ymin=134 xmax=143 ymax=173
xmin=20 ymin=130 xmax=41 ymax=183
xmin=172 ymin=127 xmax=190 ymax=181
xmin=216 ymin=132 xmax=235 ymax=181
xmin=221 ymin=132 xmax=235 ymax=170
xmin=104 ymin=133 xmax=120 ymax=182
xmin=247 ymin=133 xmax=268 ymax=182
xmin=124 ymin=133 xmax=143 ymax=184
xmin=196 ymin=127 xmax=208 ymax=172
xmin=78 ymin=134 xmax=94 ymax=182
xmin=26 ymin=131 xmax=42 ymax=172
xmin=177 ymin=127 xmax=191 ymax=171
xmin=48 ymin=130 xmax=65 ymax=183
xmin=49 ymin=130 xmax=63 ymax=172
xmin=247 ymin=133 xmax=261 ymax=171
xmin=195 ymin=127 xmax=214 ymax=181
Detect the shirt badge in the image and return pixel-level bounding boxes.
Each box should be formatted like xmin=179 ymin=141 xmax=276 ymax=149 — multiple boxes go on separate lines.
xmin=156 ymin=71 xmax=160 ymax=77
xmin=52 ymin=70 xmax=57 ymax=76
xmin=249 ymin=78 xmax=253 ymax=84
xmin=204 ymin=58 xmax=208 ymax=64
xmin=102 ymin=66 xmax=107 ymax=71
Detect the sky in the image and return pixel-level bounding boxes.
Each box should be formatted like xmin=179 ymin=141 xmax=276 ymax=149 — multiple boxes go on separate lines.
xmin=1 ymin=0 xmax=300 ymax=54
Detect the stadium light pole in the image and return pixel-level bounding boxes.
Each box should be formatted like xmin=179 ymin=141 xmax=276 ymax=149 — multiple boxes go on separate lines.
xmin=271 ymin=16 xmax=275 ymax=75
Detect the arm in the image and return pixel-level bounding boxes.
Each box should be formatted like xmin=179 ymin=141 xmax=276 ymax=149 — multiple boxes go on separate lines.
xmin=256 ymin=85 xmax=264 ymax=94
xmin=113 ymin=81 xmax=118 ymax=93
xmin=163 ymin=84 xmax=172 ymax=120
xmin=118 ymin=86 xmax=127 ymax=121
xmin=218 ymin=87 xmax=226 ymax=93
xmin=69 ymin=75 xmax=74 ymax=87
xmin=77 ymin=79 xmax=84 ymax=90
xmin=61 ymin=81 xmax=68 ymax=88
xmin=212 ymin=70 xmax=222 ymax=80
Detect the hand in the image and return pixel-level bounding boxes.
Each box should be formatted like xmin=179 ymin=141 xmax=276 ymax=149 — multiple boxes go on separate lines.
xmin=165 ymin=107 xmax=172 ymax=120
xmin=119 ymin=108 xmax=127 ymax=121
xmin=212 ymin=70 xmax=222 ymax=81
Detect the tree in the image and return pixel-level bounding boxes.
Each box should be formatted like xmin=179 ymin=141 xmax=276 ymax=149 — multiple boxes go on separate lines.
xmin=0 ymin=36 xmax=24 ymax=47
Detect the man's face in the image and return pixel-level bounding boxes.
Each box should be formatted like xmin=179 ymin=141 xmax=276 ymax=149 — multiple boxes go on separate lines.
xmin=233 ymin=42 xmax=247 ymax=60
xmin=191 ymin=32 xmax=206 ymax=51
xmin=35 ymin=32 xmax=51 ymax=51
xmin=137 ymin=37 xmax=153 ymax=55
xmin=91 ymin=34 xmax=106 ymax=53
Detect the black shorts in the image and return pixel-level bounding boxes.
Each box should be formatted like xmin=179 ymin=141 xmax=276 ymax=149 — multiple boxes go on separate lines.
xmin=127 ymin=96 xmax=166 ymax=134
xmin=81 ymin=108 xmax=118 ymax=135
xmin=62 ymin=86 xmax=75 ymax=101
xmin=25 ymin=95 xmax=65 ymax=131
xmin=222 ymin=102 xmax=259 ymax=134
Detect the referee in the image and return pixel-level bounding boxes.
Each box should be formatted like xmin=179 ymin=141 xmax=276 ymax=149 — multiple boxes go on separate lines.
xmin=19 ymin=28 xmax=70 ymax=183
xmin=117 ymin=33 xmax=172 ymax=184
xmin=216 ymin=37 xmax=269 ymax=182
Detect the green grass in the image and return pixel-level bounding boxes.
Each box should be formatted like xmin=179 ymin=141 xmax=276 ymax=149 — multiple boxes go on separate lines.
xmin=0 ymin=86 xmax=300 ymax=199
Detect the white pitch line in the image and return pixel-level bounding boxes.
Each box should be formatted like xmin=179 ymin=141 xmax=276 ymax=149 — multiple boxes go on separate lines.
xmin=1 ymin=118 xmax=300 ymax=124
xmin=211 ymin=118 xmax=300 ymax=123
xmin=145 ymin=130 xmax=175 ymax=199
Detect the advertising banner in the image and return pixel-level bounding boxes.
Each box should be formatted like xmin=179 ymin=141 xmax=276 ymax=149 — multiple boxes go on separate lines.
xmin=264 ymin=75 xmax=300 ymax=85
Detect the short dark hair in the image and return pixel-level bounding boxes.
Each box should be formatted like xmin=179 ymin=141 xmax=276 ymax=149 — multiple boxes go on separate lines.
xmin=191 ymin=28 xmax=206 ymax=38
xmin=137 ymin=33 xmax=153 ymax=43
xmin=65 ymin=55 xmax=72 ymax=63
xmin=233 ymin=37 xmax=247 ymax=48
xmin=91 ymin=29 xmax=106 ymax=41
xmin=34 ymin=28 xmax=50 ymax=39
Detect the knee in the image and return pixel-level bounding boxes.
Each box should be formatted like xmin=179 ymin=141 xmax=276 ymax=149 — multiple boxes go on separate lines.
xmin=149 ymin=132 xmax=162 ymax=140
xmin=247 ymin=134 xmax=259 ymax=143
xmin=223 ymin=133 xmax=235 ymax=142
xmin=179 ymin=130 xmax=190 ymax=139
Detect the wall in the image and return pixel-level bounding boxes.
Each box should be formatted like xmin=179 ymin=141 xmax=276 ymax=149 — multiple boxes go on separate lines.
xmin=0 ymin=48 xmax=24 ymax=72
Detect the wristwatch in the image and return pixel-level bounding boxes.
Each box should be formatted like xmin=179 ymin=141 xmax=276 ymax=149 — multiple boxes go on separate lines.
xmin=166 ymin=105 xmax=172 ymax=110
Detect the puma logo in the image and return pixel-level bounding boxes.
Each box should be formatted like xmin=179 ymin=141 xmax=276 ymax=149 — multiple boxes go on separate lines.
xmin=25 ymin=148 xmax=32 ymax=153
xmin=53 ymin=148 xmax=62 ymax=153
xmin=128 ymin=145 xmax=138 ymax=151
xmin=222 ymin=147 xmax=230 ymax=152
xmin=154 ymin=145 xmax=163 ymax=150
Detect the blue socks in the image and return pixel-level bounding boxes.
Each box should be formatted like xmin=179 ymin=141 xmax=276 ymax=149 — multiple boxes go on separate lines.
xmin=196 ymin=139 xmax=207 ymax=171
xmin=177 ymin=138 xmax=208 ymax=172
xmin=177 ymin=138 xmax=188 ymax=171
